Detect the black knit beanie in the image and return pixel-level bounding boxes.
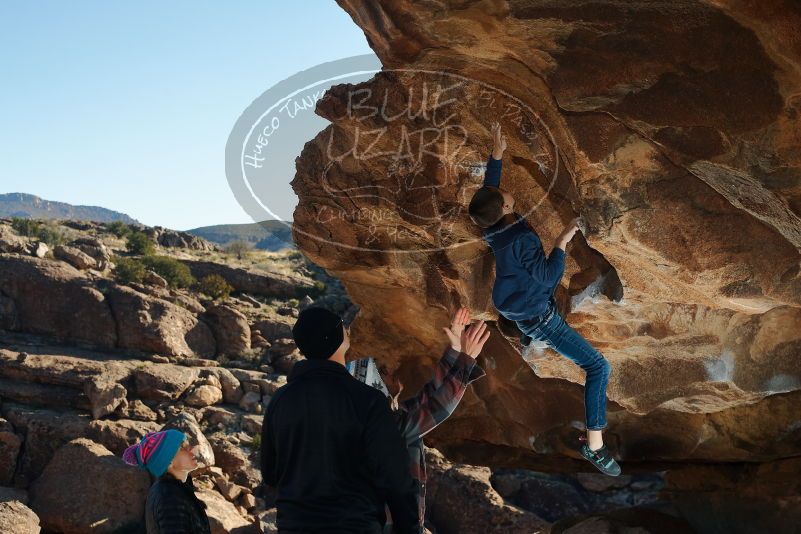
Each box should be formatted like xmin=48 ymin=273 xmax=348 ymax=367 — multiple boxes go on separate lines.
xmin=291 ymin=307 xmax=344 ymax=360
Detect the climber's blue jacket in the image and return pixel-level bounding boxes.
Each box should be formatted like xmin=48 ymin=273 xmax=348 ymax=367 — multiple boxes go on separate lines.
xmin=481 ymin=155 xmax=566 ymax=321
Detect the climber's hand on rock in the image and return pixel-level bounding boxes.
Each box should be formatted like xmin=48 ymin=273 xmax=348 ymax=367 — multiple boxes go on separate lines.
xmin=561 ymin=217 xmax=582 ymax=242
xmin=443 ymin=306 xmax=471 ymax=352
xmin=491 ymin=121 xmax=507 ymax=159
xmin=461 ymin=319 xmax=490 ymax=358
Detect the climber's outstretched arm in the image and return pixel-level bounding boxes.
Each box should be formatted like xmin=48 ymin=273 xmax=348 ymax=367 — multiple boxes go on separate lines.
xmin=483 ymin=121 xmax=507 ymax=187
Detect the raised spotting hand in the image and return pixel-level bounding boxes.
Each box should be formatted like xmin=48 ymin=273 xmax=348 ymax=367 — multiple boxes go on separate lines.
xmin=460 ymin=319 xmax=491 ymax=358
xmin=491 ymin=121 xmax=507 ymax=160
xmin=443 ymin=306 xmax=471 ymax=352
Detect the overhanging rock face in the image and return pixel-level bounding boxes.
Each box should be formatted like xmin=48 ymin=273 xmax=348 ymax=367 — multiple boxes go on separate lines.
xmin=291 ymin=0 xmax=801 ymax=469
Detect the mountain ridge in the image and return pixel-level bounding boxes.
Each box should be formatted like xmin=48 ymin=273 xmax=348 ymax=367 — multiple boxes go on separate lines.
xmin=186 ymin=220 xmax=295 ymax=251
xmin=0 ymin=192 xmax=139 ymax=224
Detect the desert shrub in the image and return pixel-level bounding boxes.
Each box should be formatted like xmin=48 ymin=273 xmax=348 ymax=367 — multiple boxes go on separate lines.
xmin=224 ymin=240 xmax=251 ymax=260
xmin=140 ymin=255 xmax=195 ymax=288
xmin=247 ymin=432 xmax=261 ymax=450
xmin=195 ymin=274 xmax=233 ymax=300
xmin=35 ymin=222 xmax=66 ymax=247
xmin=113 ymin=256 xmax=146 ymax=285
xmin=126 ymin=231 xmax=155 ymax=256
xmin=106 ymin=220 xmax=131 ymax=238
xmin=11 ymin=217 xmax=39 ymax=236
xmin=11 ymin=217 xmax=66 ymax=246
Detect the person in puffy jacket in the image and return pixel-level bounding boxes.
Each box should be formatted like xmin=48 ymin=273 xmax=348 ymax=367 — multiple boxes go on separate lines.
xmin=123 ymin=429 xmax=211 ymax=534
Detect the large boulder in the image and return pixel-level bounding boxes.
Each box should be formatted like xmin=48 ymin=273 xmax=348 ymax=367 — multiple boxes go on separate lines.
xmin=287 ymin=0 xmax=801 ymax=483
xmin=200 ymin=406 xmax=242 ymax=429
xmin=144 ymin=270 xmax=169 ymax=288
xmin=0 ymin=255 xmax=117 ymax=347
xmin=116 ymin=399 xmax=159 ymax=422
xmin=424 ymin=448 xmax=547 ymax=534
xmin=203 ymin=303 xmax=251 ymax=356
xmin=107 ymin=284 xmax=216 ymax=357
xmin=0 ymin=418 xmax=21 ymax=486
xmin=258 ymin=510 xmax=278 ymax=533
xmin=490 ymin=468 xmax=663 ymax=524
xmin=186 ymin=384 xmax=224 ymax=407
xmin=150 ymin=226 xmax=219 ymax=251
xmin=179 ymin=260 xmax=314 ymax=299
xmin=195 ymin=489 xmax=258 ymax=534
xmin=68 ymin=236 xmax=112 ymax=270
xmin=238 ymin=391 xmax=263 ymax=414
xmin=1 ymin=405 xmax=91 ymax=487
xmin=0 ymin=349 xmax=133 ymax=419
xmin=29 ymin=438 xmax=150 ymax=534
xmin=0 ymin=292 xmax=18 ymax=330
xmin=267 ymin=338 xmax=296 ymax=358
xmin=27 ymin=242 xmax=49 ymax=258
xmin=203 ymin=367 xmax=244 ymax=404
xmin=250 ymin=318 xmax=292 ymax=343
xmin=0 ymin=378 xmax=89 ymax=412
xmin=53 ymin=245 xmax=97 ymax=270
xmin=549 ymin=508 xmax=695 ymax=534
xmin=133 ymin=362 xmax=199 ymax=401
xmin=85 ymin=419 xmax=161 ymax=456
xmin=0 ymin=499 xmax=40 ymax=534
xmin=208 ymin=437 xmax=260 ymax=490
xmin=84 ymin=376 xmax=128 ymax=419
xmin=253 ymin=375 xmax=286 ymax=396
xmin=0 ymin=225 xmax=29 ymax=254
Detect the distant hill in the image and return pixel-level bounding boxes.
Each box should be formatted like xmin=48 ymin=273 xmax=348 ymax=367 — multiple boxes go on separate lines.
xmin=185 ymin=220 xmax=295 ymax=251
xmin=0 ymin=192 xmax=139 ymax=224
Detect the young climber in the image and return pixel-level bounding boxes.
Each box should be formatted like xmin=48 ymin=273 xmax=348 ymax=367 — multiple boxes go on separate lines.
xmin=123 ymin=429 xmax=212 ymax=534
xmin=467 ymin=122 xmax=621 ymax=477
xmin=260 ymin=306 xmax=420 ymax=533
xmin=346 ymin=307 xmax=488 ymax=532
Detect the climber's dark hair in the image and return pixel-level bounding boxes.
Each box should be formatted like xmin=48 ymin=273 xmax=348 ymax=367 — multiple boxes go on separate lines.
xmin=468 ymin=186 xmax=505 ymax=228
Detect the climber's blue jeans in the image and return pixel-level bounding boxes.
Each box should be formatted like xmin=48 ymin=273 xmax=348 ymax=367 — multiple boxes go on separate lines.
xmin=514 ymin=296 xmax=612 ymax=431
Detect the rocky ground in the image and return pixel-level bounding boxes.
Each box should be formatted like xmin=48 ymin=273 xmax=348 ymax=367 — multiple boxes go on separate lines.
xmin=1 ymin=215 xmax=715 ymax=533
xmin=0 ymin=217 xmax=683 ymax=534
xmin=0 ymin=217 xmax=347 ymax=533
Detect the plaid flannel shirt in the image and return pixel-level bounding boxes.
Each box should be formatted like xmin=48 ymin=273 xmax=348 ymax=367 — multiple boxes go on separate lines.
xmin=386 ymin=346 xmax=486 ymax=531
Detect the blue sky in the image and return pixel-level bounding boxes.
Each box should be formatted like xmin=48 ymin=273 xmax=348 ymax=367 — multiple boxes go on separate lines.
xmin=0 ymin=1 xmax=375 ymax=230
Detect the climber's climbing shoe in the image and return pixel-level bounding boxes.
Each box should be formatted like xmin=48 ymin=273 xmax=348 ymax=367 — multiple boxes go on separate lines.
xmin=579 ymin=440 xmax=621 ymax=476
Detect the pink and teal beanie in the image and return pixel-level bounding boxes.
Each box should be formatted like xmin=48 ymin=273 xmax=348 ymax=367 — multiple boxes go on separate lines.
xmin=122 ymin=429 xmax=185 ymax=477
